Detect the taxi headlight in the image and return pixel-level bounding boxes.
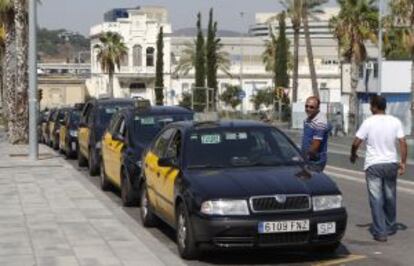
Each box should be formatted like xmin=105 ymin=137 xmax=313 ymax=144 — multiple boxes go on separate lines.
xmin=96 ymin=141 xmax=101 ymax=149
xmin=200 ymin=200 xmax=250 ymax=216
xmin=69 ymin=130 xmax=78 ymax=137
xmin=136 ymin=160 xmax=142 ymax=168
xmin=312 ymin=195 xmax=343 ymax=211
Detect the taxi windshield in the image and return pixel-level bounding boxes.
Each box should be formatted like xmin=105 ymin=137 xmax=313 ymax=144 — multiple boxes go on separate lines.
xmin=132 ymin=114 xmax=193 ymax=144
xmin=70 ymin=111 xmax=80 ymax=126
xmin=98 ymin=103 xmax=132 ymax=125
xmin=185 ymin=127 xmax=303 ymax=169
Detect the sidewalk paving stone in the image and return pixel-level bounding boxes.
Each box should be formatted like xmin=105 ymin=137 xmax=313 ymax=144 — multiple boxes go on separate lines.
xmin=0 ymin=135 xmax=186 ymax=266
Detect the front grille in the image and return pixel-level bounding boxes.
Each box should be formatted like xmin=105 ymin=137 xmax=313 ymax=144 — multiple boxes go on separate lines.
xmin=258 ymin=232 xmax=310 ymax=246
xmin=250 ymin=195 xmax=310 ymax=213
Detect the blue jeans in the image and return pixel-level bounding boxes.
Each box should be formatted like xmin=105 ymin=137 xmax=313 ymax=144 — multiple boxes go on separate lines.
xmin=366 ymin=163 xmax=399 ymax=237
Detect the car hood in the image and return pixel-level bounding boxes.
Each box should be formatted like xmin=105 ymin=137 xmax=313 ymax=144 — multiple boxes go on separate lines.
xmin=184 ymin=166 xmax=341 ymax=199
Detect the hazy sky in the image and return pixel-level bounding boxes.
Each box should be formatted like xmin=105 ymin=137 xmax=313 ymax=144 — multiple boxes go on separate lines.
xmin=38 ymin=0 xmax=336 ymax=36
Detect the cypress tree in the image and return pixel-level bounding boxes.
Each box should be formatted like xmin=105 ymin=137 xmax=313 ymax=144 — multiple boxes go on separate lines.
xmin=194 ymin=12 xmax=206 ymax=111
xmin=275 ymin=11 xmax=289 ymax=88
xmin=155 ymin=26 xmax=164 ymax=105
xmin=206 ymin=8 xmax=218 ymax=109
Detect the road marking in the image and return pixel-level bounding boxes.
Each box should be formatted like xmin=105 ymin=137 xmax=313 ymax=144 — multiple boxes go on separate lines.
xmin=325 ymin=170 xmax=414 ymax=196
xmin=312 ymin=254 xmax=366 ymax=266
xmin=326 ymin=165 xmax=414 ymax=186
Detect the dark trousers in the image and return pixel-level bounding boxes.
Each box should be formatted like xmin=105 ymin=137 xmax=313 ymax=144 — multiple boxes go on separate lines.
xmin=365 ymin=163 xmax=399 ymax=237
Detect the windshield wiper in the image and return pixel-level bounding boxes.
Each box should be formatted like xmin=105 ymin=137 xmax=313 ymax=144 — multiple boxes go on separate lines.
xmin=187 ymin=164 xmax=226 ymax=169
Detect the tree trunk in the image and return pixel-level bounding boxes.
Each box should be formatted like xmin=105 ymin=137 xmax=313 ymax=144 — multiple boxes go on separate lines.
xmin=349 ymin=58 xmax=359 ymax=135
xmin=13 ymin=0 xmax=29 ymax=144
xmin=108 ymin=72 xmax=114 ymax=98
xmin=411 ymin=57 xmax=414 ymax=136
xmin=302 ymin=8 xmax=319 ymax=98
xmin=4 ymin=18 xmax=17 ymax=143
xmin=292 ymin=27 xmax=299 ymax=103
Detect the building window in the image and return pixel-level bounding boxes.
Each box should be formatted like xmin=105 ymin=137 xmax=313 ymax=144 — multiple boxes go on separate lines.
xmin=120 ymin=49 xmax=129 ymax=67
xmin=373 ymin=62 xmax=378 ymax=78
xmin=146 ymin=47 xmax=155 ymax=67
xmin=359 ymin=65 xmax=364 ymax=78
xmin=133 ymin=45 xmax=142 ymax=67
xmin=182 ymin=83 xmax=189 ymax=93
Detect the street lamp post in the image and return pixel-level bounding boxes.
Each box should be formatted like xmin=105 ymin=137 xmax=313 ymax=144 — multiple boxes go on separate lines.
xmin=377 ymin=0 xmax=383 ymax=96
xmin=239 ymin=11 xmax=245 ymax=114
xmin=29 ymin=0 xmax=38 ymax=160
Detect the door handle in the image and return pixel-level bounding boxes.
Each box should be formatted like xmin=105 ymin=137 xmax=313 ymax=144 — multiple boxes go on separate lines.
xmin=157 ymin=172 xmax=160 ymax=178
xmin=145 ymin=163 xmax=148 ymax=168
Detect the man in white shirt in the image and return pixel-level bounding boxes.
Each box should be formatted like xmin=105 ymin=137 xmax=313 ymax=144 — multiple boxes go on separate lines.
xmin=350 ymin=95 xmax=407 ymax=242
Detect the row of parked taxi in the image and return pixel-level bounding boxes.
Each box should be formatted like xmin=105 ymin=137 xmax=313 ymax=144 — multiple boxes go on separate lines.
xmin=39 ymin=97 xmax=347 ymax=260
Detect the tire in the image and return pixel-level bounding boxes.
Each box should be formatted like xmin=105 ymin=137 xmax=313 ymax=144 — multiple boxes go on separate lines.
xmin=313 ymin=242 xmax=341 ymax=254
xmin=77 ymin=146 xmax=88 ymax=167
xmin=176 ymin=203 xmax=199 ymax=260
xmin=140 ymin=184 xmax=158 ymax=227
xmin=88 ymin=148 xmax=99 ymax=176
xmin=121 ymin=168 xmax=139 ymax=207
xmin=53 ymin=136 xmax=59 ymax=150
xmin=100 ymin=160 xmax=111 ymax=191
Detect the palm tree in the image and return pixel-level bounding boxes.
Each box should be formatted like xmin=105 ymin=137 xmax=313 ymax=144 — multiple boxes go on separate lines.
xmin=13 ymin=0 xmax=28 ymax=143
xmin=262 ymin=31 xmax=278 ymax=74
xmin=174 ymin=41 xmax=231 ymax=77
xmin=0 ymin=0 xmax=16 ymax=141
xmin=330 ymin=0 xmax=378 ymax=133
xmin=388 ymin=0 xmax=414 ymax=135
xmin=94 ymin=31 xmax=127 ymax=98
xmin=302 ymin=0 xmax=328 ymax=98
xmin=280 ymin=0 xmax=302 ymax=103
xmin=0 ymin=25 xmax=5 ymax=120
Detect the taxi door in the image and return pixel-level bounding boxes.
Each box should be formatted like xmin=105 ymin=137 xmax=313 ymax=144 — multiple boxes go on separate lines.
xmin=59 ymin=112 xmax=69 ymax=150
xmin=158 ymin=131 xmax=181 ymax=221
xmin=102 ymin=131 xmax=113 ymax=179
xmin=144 ymin=128 xmax=176 ymax=213
xmin=107 ymin=117 xmax=126 ymax=188
xmin=78 ymin=105 xmax=92 ymax=158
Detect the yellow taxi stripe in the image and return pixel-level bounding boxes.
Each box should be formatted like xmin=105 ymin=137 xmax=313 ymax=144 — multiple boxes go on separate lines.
xmin=312 ymin=254 xmax=366 ymax=266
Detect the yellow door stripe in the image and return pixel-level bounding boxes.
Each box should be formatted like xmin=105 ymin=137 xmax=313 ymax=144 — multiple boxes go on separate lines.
xmin=312 ymin=254 xmax=366 ymax=266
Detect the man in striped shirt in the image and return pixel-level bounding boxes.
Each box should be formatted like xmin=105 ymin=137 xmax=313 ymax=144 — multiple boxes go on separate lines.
xmin=301 ymin=96 xmax=331 ymax=172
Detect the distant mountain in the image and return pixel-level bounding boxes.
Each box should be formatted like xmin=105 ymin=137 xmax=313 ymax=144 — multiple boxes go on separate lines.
xmin=172 ymin=27 xmax=242 ymax=37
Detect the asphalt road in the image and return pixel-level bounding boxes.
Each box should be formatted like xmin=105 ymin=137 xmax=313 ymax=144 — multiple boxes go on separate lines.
xmin=62 ymin=141 xmax=414 ymax=265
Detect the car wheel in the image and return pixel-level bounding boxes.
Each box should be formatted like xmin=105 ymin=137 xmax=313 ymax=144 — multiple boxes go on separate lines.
xmin=140 ymin=184 xmax=157 ymax=227
xmin=77 ymin=146 xmax=88 ymax=167
xmin=121 ymin=169 xmax=138 ymax=207
xmin=176 ymin=203 xmax=199 ymax=260
xmin=100 ymin=161 xmax=111 ymax=191
xmin=313 ymin=242 xmax=341 ymax=254
xmin=53 ymin=136 xmax=59 ymax=150
xmin=88 ymin=148 xmax=99 ymax=176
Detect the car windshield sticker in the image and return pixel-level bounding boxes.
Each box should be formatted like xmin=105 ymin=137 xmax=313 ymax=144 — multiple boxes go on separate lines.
xmin=105 ymin=107 xmax=118 ymax=114
xmin=140 ymin=117 xmax=155 ymax=125
xmin=201 ymin=134 xmax=221 ymax=144
xmin=225 ymin=132 xmax=248 ymax=140
xmin=190 ymin=134 xmax=198 ymax=140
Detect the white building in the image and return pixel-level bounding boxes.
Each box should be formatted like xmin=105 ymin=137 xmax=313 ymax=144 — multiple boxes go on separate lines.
xmin=87 ymin=6 xmax=378 ymax=117
xmin=88 ymin=6 xmax=172 ymax=102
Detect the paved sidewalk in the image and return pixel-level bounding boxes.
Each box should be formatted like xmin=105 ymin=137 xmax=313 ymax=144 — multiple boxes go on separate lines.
xmin=0 ymin=133 xmax=185 ymax=266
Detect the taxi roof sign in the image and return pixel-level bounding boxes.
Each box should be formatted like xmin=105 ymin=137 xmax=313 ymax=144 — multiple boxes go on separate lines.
xmin=133 ymin=97 xmax=151 ymax=110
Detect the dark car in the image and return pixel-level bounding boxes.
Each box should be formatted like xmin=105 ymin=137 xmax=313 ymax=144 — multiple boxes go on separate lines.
xmin=78 ymin=98 xmax=135 ymax=176
xmin=100 ymin=101 xmax=194 ymax=206
xmin=41 ymin=108 xmax=56 ymax=145
xmin=49 ymin=108 xmax=71 ymax=150
xmin=140 ymin=120 xmax=347 ymax=259
xmin=59 ymin=107 xmax=82 ymax=158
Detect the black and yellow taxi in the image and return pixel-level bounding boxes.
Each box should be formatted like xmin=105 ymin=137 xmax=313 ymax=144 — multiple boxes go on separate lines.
xmin=59 ymin=107 xmax=82 ymax=158
xmin=140 ymin=120 xmax=347 ymax=259
xmin=78 ymin=98 xmax=134 ymax=176
xmin=100 ymin=101 xmax=194 ymax=206
xmin=40 ymin=108 xmax=56 ymax=145
xmin=49 ymin=108 xmax=70 ymax=150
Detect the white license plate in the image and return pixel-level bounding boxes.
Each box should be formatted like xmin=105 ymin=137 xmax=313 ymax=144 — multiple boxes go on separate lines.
xmin=259 ymin=220 xmax=310 ymax=234
xmin=71 ymin=142 xmax=77 ymax=151
xmin=317 ymin=222 xmax=336 ymax=235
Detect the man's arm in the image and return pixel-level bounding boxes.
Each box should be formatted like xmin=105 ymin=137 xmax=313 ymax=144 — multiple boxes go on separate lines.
xmin=350 ymin=138 xmax=363 ymax=163
xmin=399 ymin=138 xmax=407 ymax=176
xmin=308 ymin=139 xmax=321 ymax=160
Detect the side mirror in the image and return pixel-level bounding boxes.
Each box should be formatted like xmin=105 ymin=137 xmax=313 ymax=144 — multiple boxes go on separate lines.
xmin=59 ymin=119 xmax=65 ymax=125
xmin=158 ymin=157 xmax=179 ymax=168
xmin=112 ymin=133 xmax=124 ymax=142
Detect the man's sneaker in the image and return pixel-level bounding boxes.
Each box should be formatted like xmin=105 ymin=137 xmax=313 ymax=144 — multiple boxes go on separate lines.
xmin=373 ymin=235 xmax=387 ymax=242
